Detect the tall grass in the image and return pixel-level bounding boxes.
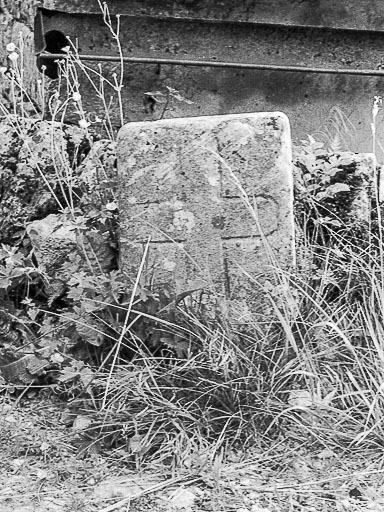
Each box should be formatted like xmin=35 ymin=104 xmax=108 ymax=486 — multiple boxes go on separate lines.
xmin=80 ymin=113 xmax=384 ymax=471
xmin=91 ymin=246 xmax=384 ymax=468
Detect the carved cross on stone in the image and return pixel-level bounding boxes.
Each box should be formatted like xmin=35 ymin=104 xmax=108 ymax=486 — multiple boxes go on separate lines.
xmin=117 ymin=112 xmax=294 ymax=322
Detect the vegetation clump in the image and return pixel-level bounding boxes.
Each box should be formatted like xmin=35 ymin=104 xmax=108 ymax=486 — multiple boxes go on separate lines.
xmin=1 ymin=5 xmax=384 ymax=488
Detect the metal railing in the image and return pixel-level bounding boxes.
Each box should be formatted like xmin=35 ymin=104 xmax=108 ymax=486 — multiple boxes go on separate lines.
xmin=38 ymin=52 xmax=384 ymax=77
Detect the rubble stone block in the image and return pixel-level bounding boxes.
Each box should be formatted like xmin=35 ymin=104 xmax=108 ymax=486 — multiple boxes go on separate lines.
xmin=117 ymin=112 xmax=295 ymax=321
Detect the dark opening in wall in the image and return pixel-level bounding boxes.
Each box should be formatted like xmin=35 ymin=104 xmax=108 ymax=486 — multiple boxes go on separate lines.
xmin=36 ymin=30 xmax=69 ymax=79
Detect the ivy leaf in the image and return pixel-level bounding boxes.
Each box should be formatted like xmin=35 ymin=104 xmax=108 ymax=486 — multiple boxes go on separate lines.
xmin=0 ymin=277 xmax=11 ymax=289
xmin=58 ymin=360 xmax=85 ymax=383
xmin=326 ymin=183 xmax=350 ymax=196
xmin=79 ymin=366 xmax=94 ymax=388
xmin=67 ymin=286 xmax=84 ymax=301
xmin=314 ymin=216 xmax=343 ymax=227
xmin=75 ymin=315 xmax=105 ymax=346
xmin=59 ymin=367 xmax=81 ymax=383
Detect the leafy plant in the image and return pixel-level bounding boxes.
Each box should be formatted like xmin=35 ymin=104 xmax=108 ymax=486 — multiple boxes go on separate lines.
xmin=293 ymin=135 xmax=373 ymax=242
xmin=0 ymin=244 xmax=44 ymax=297
xmin=144 ymin=86 xmax=194 ymax=120
xmin=0 ymin=11 xmax=126 ymax=390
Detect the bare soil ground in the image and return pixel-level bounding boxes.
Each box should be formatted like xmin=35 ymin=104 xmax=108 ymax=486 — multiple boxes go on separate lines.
xmin=1 ymin=392 xmax=384 ymax=512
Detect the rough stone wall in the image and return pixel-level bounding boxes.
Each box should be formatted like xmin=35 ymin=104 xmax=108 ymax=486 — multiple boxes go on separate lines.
xmin=0 ymin=115 xmax=88 ymax=245
xmin=0 ymin=1 xmax=40 ymax=108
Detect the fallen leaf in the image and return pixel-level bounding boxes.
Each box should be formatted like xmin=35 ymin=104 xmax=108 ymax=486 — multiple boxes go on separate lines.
xmin=40 ymin=442 xmax=50 ymax=451
xmin=72 ymin=415 xmax=93 ymax=432
xmin=168 ymin=487 xmax=197 ymax=509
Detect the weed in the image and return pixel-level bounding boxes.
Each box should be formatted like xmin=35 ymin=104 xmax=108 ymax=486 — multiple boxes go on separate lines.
xmin=2 ymin=2 xmax=384 ymax=491
xmin=0 ymin=7 xmax=126 ymax=388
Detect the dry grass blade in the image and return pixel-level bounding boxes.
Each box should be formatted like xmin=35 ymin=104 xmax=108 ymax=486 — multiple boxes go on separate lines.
xmin=101 ymin=237 xmax=151 ymax=410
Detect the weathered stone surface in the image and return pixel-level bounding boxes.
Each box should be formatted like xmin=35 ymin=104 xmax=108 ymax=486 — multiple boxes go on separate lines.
xmin=0 ymin=2 xmax=38 ymax=110
xmin=0 ymin=116 xmax=89 ymax=245
xmin=342 ymin=154 xmax=375 ymax=224
xmin=26 ymin=213 xmax=115 ymax=302
xmin=117 ymin=112 xmax=294 ymax=321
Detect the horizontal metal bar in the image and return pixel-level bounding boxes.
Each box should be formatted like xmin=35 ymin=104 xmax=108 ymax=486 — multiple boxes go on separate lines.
xmin=37 ymin=52 xmax=384 ymax=77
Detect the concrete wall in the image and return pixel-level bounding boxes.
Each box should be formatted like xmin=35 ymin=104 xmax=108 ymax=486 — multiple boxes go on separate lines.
xmin=2 ymin=1 xmax=384 ymax=158
xmin=39 ymin=1 xmax=384 ymax=31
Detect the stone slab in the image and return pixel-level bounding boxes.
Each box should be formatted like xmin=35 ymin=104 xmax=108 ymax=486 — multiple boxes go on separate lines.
xmin=117 ymin=112 xmax=294 ymax=321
